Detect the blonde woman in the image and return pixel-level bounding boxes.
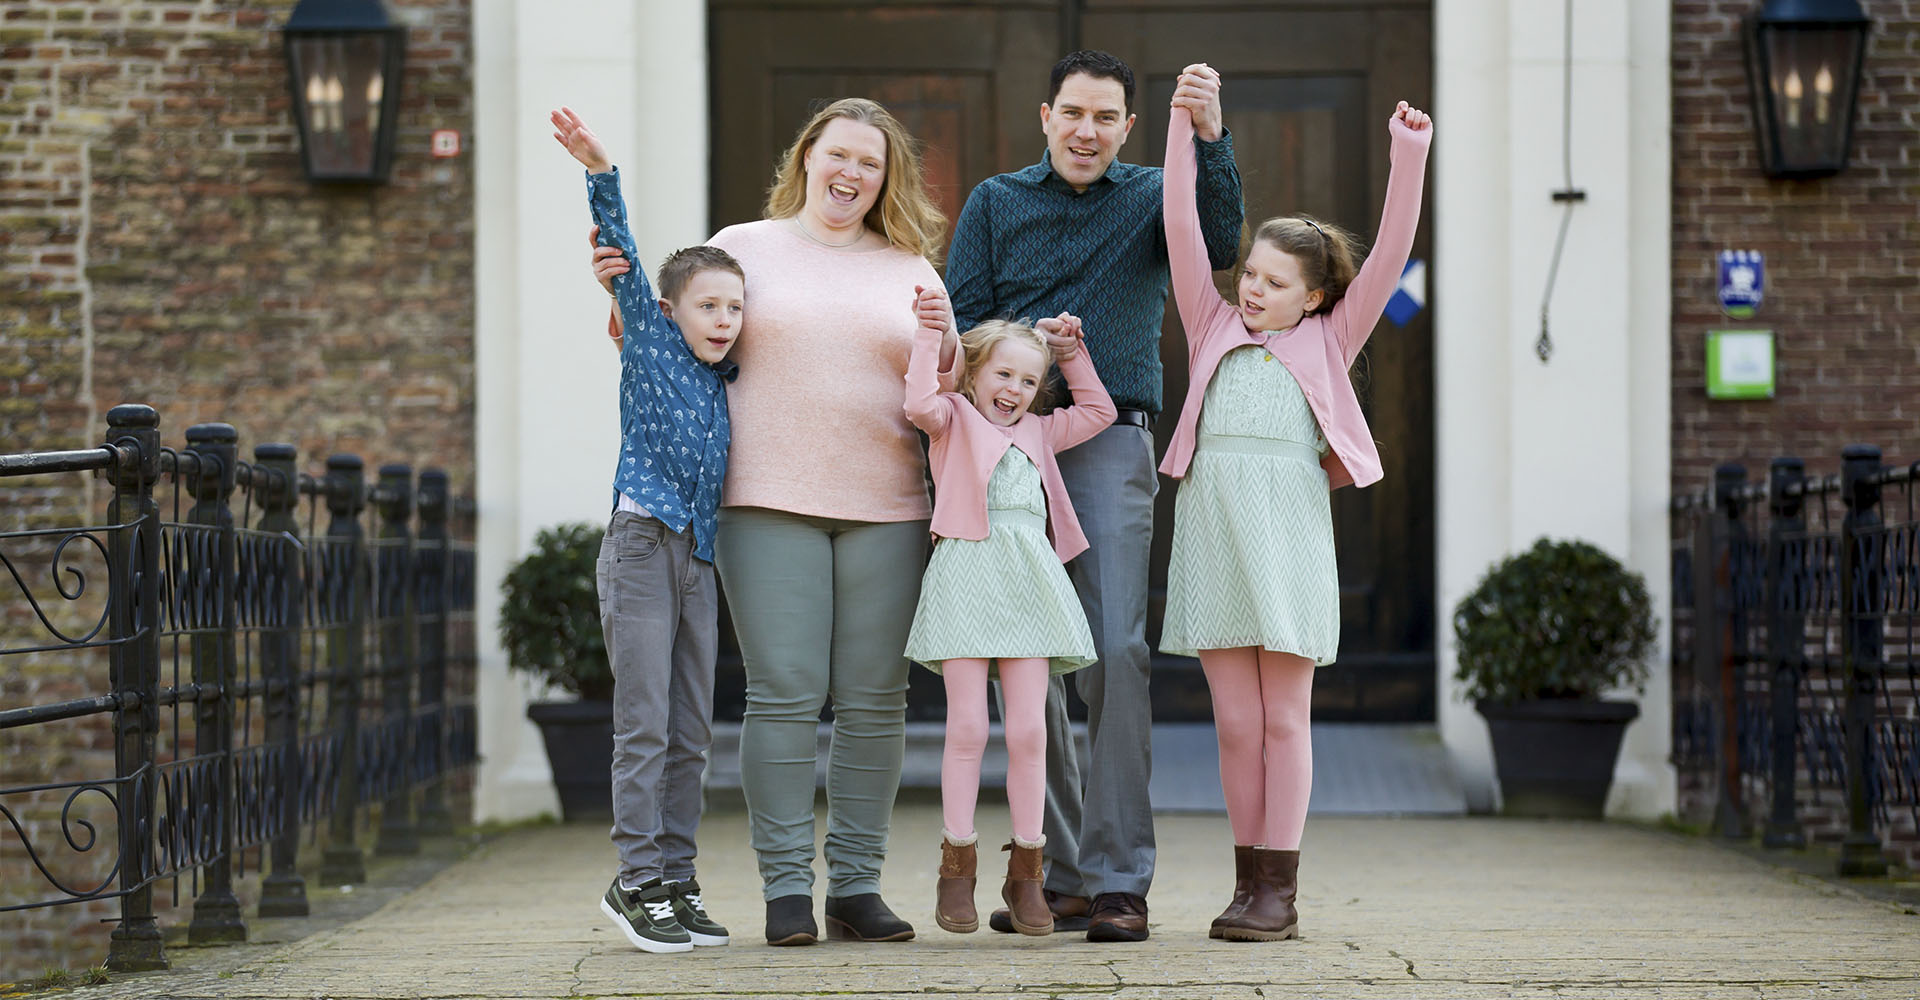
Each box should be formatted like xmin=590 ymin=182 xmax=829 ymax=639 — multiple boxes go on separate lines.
xmin=597 ymin=98 xmax=956 ymax=946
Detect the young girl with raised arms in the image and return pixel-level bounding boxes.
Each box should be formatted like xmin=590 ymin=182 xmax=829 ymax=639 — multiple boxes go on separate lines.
xmin=1157 ymin=94 xmax=1432 ymax=942
xmin=900 ymin=294 xmax=1115 ymax=937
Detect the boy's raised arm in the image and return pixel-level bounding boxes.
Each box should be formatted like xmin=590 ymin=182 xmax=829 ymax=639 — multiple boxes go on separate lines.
xmin=552 ymin=106 xmax=670 ymax=352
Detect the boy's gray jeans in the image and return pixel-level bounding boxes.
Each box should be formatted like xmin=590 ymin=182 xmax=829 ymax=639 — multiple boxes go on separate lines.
xmin=598 ymin=511 xmax=718 ymax=886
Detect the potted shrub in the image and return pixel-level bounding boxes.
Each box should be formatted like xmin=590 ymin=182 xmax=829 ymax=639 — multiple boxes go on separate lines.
xmin=499 ymin=522 xmax=612 ymax=821
xmin=1453 ymin=537 xmax=1656 ymax=818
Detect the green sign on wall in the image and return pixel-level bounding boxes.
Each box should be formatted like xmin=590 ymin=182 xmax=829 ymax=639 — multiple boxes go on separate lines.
xmin=1705 ymin=329 xmax=1774 ymax=400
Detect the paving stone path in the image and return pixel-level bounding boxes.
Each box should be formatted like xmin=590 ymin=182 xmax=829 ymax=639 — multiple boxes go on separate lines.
xmin=72 ymin=801 xmax=1920 ymax=999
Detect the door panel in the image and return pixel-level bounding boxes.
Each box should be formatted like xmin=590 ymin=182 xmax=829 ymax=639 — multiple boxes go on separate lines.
xmin=709 ymin=1 xmax=1434 ymax=722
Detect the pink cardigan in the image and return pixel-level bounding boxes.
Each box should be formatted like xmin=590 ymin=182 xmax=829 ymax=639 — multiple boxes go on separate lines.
xmin=1159 ymin=107 xmax=1431 ymax=489
xmin=903 ymin=325 xmax=1116 ymax=562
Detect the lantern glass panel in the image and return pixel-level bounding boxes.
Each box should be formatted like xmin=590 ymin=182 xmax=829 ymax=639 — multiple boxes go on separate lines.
xmin=1761 ymin=25 xmax=1866 ymax=172
xmin=289 ymin=33 xmax=389 ymax=178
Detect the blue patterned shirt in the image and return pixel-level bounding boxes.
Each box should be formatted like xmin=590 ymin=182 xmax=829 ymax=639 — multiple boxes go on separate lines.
xmin=588 ymin=168 xmax=736 ymax=563
xmin=946 ymin=135 xmax=1244 ymax=414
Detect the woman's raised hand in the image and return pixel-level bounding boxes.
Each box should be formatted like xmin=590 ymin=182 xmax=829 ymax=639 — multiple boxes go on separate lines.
xmin=551 ymin=106 xmax=613 ymax=173
xmin=587 ymin=225 xmax=630 ymax=296
xmin=1392 ymin=100 xmax=1431 ymax=132
xmin=913 ymin=284 xmax=953 ymax=336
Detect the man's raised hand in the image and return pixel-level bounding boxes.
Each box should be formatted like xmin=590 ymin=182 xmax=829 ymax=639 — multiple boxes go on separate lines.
xmin=1171 ymin=64 xmax=1225 ymax=142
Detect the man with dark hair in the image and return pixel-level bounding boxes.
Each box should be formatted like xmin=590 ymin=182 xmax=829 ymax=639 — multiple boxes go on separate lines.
xmin=946 ymin=51 xmax=1244 ymax=942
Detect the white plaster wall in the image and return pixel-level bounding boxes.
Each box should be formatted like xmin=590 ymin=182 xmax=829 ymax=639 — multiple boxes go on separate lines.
xmin=473 ymin=0 xmax=710 ymax=822
xmin=1434 ymin=0 xmax=1673 ymax=817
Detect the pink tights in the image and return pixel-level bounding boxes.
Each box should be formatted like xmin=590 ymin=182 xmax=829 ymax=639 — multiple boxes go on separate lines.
xmin=940 ymin=658 xmax=1049 ymax=842
xmin=1199 ymin=647 xmax=1315 ymax=850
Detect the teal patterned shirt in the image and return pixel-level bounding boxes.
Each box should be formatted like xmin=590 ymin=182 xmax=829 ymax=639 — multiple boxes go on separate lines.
xmin=587 ymin=167 xmax=735 ymax=563
xmin=946 ymin=134 xmax=1244 ymax=414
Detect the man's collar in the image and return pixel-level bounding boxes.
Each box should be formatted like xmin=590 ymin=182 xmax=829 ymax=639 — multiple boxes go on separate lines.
xmin=1036 ymin=148 xmax=1121 ymax=192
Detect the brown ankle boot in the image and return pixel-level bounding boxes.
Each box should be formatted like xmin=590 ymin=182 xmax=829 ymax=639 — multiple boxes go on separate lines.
xmin=1220 ymin=847 xmax=1299 ymax=941
xmin=1208 ymin=845 xmax=1256 ymax=939
xmin=935 ymin=833 xmax=978 ymax=933
xmin=1000 ymin=836 xmax=1052 ymax=936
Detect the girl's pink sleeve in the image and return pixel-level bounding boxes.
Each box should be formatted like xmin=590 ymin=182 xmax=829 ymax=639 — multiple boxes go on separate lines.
xmin=903 ymin=324 xmax=954 ymax=438
xmin=1328 ymin=116 xmax=1432 ymax=366
xmin=1164 ymin=107 xmax=1233 ymax=368
xmin=1043 ymin=348 xmax=1117 ymax=453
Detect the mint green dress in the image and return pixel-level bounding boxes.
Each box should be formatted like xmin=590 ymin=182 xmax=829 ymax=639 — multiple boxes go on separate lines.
xmin=1159 ymin=345 xmax=1340 ymax=664
xmin=905 ymin=448 xmax=1096 ymax=676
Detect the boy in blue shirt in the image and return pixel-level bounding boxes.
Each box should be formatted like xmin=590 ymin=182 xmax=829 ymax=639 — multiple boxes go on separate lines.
xmin=552 ymin=106 xmax=741 ymax=954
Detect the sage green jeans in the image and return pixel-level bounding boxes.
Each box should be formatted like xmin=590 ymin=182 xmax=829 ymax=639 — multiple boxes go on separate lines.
xmin=714 ymin=506 xmax=929 ymax=901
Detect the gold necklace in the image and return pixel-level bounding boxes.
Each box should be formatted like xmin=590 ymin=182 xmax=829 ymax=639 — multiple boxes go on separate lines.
xmin=793 ymin=214 xmax=865 ymax=249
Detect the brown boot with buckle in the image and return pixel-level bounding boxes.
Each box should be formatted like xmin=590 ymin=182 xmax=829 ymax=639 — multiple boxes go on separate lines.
xmin=1000 ymin=836 xmax=1052 ymax=936
xmin=935 ymin=832 xmax=978 ymax=933
xmin=1209 ymin=845 xmax=1256 ymax=939
xmin=1220 ymin=847 xmax=1299 ymax=941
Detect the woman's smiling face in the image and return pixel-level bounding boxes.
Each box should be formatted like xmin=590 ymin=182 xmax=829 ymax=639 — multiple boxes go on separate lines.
xmin=801 ymin=117 xmax=888 ymax=232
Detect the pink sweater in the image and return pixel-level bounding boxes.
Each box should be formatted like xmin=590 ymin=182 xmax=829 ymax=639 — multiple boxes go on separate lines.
xmin=903 ymin=325 xmax=1116 ymax=563
xmin=1159 ymin=107 xmax=1431 ymax=489
xmin=707 ymin=219 xmax=951 ymax=521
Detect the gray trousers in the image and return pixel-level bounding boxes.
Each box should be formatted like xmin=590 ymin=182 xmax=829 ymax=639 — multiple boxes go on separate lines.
xmin=598 ymin=512 xmax=718 ymax=886
xmin=714 ymin=506 xmax=929 ymax=901
xmin=1026 ymin=422 xmax=1159 ymax=899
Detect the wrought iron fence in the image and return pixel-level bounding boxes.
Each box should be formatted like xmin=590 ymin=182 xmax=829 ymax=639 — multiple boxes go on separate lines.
xmin=0 ymin=404 xmax=478 ymax=971
xmin=1671 ymin=446 xmax=1920 ymax=874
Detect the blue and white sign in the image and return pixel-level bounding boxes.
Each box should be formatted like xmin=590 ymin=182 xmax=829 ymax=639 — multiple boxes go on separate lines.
xmin=1717 ymin=250 xmax=1764 ymax=319
xmin=1383 ymin=258 xmax=1426 ymax=326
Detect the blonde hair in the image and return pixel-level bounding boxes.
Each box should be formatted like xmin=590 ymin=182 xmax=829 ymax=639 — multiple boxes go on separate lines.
xmin=764 ymin=98 xmax=948 ymax=265
xmin=955 ymin=320 xmax=1053 ymax=414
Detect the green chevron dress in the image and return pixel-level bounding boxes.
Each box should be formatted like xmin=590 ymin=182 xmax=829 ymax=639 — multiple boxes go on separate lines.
xmin=1159 ymin=345 xmax=1340 ymax=664
xmin=905 ymin=448 xmax=1096 ymax=676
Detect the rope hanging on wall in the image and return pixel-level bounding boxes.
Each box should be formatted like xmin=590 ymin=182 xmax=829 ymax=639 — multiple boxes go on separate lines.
xmin=1537 ymin=0 xmax=1586 ymax=364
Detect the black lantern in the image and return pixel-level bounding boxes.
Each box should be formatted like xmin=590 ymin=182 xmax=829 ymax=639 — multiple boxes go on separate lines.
xmin=284 ymin=0 xmax=406 ymax=183
xmin=1743 ymin=0 xmax=1871 ymax=179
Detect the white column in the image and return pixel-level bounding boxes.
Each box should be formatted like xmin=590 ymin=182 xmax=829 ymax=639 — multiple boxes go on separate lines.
xmin=472 ymin=0 xmax=710 ymax=822
xmin=1433 ymin=0 xmax=1672 ymax=817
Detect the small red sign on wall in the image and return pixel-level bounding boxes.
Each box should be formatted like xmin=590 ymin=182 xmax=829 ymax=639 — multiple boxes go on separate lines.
xmin=431 ymin=129 xmax=462 ymax=158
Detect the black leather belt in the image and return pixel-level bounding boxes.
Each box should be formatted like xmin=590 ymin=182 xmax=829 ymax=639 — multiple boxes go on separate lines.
xmin=1113 ymin=407 xmax=1151 ymax=429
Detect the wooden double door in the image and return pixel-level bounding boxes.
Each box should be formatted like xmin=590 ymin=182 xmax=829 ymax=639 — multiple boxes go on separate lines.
xmin=709 ymin=0 xmax=1436 ymax=721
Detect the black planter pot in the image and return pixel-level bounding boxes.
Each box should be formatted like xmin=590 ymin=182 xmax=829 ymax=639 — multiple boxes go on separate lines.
xmin=526 ymin=699 xmax=613 ymax=822
xmin=1476 ymin=699 xmax=1639 ymax=819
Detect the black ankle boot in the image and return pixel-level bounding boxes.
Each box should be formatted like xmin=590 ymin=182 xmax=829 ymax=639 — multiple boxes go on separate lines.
xmin=765 ymin=894 xmax=818 ymax=946
xmin=823 ymin=893 xmax=915 ymax=942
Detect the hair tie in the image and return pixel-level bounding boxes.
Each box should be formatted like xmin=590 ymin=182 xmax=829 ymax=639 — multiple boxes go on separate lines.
xmin=1302 ymin=218 xmax=1327 ymax=241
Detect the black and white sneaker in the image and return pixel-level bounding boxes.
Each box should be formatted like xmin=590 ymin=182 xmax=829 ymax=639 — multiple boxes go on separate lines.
xmin=600 ymin=878 xmax=693 ymax=953
xmin=667 ymin=878 xmax=729 ymax=946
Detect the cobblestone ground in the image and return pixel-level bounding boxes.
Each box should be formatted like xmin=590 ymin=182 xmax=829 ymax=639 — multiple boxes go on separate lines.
xmin=58 ymin=801 xmax=1920 ymax=999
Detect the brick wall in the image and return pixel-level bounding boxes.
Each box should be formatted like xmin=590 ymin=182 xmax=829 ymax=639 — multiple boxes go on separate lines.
xmin=1672 ymin=0 xmax=1920 ymax=489
xmin=1 ymin=0 xmax=473 ymax=979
